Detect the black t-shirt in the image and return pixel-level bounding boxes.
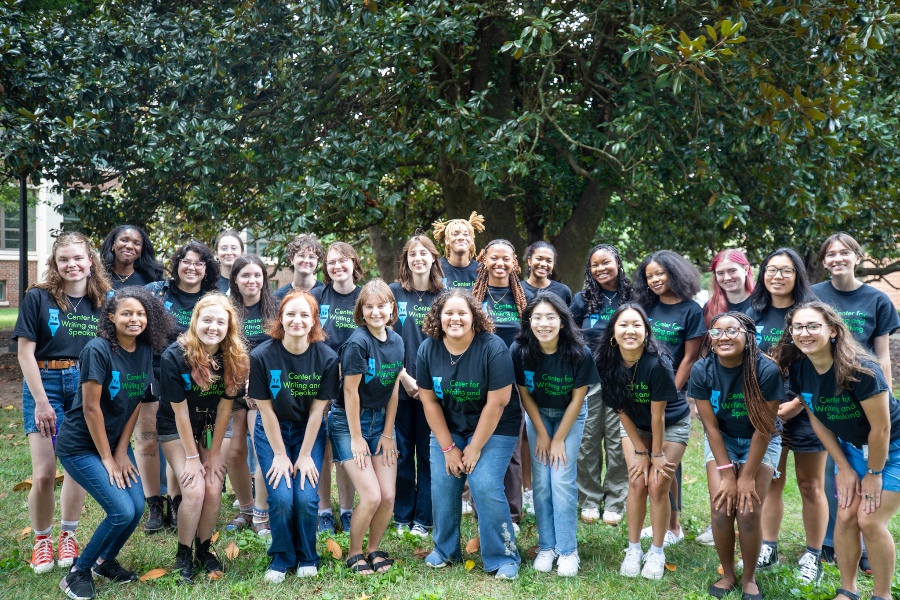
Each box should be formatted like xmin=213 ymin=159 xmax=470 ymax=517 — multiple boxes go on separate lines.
xmin=621 ymin=353 xmax=688 ymax=431
xmin=241 ymin=302 xmax=270 ymax=350
xmin=389 ymin=282 xmax=436 ymax=383
xmin=788 ymin=358 xmax=900 ymax=447
xmin=107 ymin=269 xmax=153 ymax=291
xmin=746 ymin=305 xmax=792 ymax=353
xmin=310 ymin=284 xmax=361 ymax=353
xmin=145 ymin=281 xmax=204 ymax=341
xmin=569 ymin=290 xmax=622 ymax=348
xmin=248 ymin=339 xmax=339 ymax=423
xmin=13 ymin=288 xmax=102 ymax=360
xmin=416 ymin=332 xmax=520 ymax=437
xmin=813 ymin=282 xmax=900 ymax=352
xmin=481 ymin=286 xmax=533 ymax=347
xmin=440 ymin=258 xmax=478 ymax=292
xmin=157 ymin=343 xmax=238 ymax=430
xmin=273 ymin=280 xmax=324 ymax=301
xmin=520 ymin=280 xmax=573 ymax=305
xmin=727 ymin=297 xmax=752 ymax=315
xmin=689 ymin=353 xmax=785 ymax=439
xmin=217 ymin=275 xmax=230 ymax=294
xmin=647 ymin=299 xmax=705 ymax=372
xmin=337 ymin=326 xmax=405 ymax=410
xmin=55 ymin=337 xmax=153 ymax=457
xmin=511 ymin=343 xmax=598 ymax=410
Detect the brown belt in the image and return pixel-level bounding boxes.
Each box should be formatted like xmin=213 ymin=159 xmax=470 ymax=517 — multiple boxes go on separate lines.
xmin=36 ymin=359 xmax=79 ymax=369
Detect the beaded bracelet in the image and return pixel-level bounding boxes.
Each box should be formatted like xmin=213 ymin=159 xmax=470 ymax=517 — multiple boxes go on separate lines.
xmin=381 ymin=434 xmax=394 ymax=441
xmin=185 ymin=454 xmax=200 ymax=460
xmin=634 ymin=449 xmax=650 ymax=456
xmin=441 ymin=442 xmax=456 ymax=453
xmin=650 ymin=452 xmax=666 ymax=458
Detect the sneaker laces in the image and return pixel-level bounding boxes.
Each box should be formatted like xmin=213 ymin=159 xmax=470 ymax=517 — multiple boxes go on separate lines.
xmin=33 ymin=537 xmax=53 ymax=564
xmin=798 ymin=552 xmax=819 ymax=582
xmin=757 ymin=543 xmax=776 ymax=565
xmin=59 ymin=531 xmax=79 ymax=559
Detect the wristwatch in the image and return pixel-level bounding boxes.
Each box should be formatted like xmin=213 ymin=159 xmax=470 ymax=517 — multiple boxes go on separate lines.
xmin=866 ymin=467 xmax=883 ymax=476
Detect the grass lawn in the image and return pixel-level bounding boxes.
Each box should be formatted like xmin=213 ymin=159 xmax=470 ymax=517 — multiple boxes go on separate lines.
xmin=0 ymin=308 xmax=17 ymax=330
xmin=0 ymin=415 xmax=898 ymax=599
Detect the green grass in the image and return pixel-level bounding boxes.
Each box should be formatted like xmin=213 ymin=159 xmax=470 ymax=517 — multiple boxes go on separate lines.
xmin=0 ymin=308 xmax=18 ymax=330
xmin=0 ymin=416 xmax=898 ymax=599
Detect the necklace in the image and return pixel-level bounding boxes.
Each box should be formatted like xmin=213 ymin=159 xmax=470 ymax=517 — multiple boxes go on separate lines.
xmin=113 ymin=270 xmax=132 ymax=284
xmin=487 ymin=286 xmax=509 ymax=305
xmin=413 ymin=288 xmax=428 ymax=303
xmin=602 ymin=290 xmax=619 ymax=307
xmin=624 ymin=354 xmax=640 ymax=390
xmin=68 ymin=295 xmax=85 ymax=312
xmin=446 ymin=340 xmax=473 ymax=365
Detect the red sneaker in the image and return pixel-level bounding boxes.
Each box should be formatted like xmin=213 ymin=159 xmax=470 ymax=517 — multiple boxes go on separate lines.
xmin=57 ymin=531 xmax=79 ymax=568
xmin=31 ymin=535 xmax=55 ymax=573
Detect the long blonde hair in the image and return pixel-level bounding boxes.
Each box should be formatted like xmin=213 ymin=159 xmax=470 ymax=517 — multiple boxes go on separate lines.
xmin=37 ymin=232 xmax=111 ymax=310
xmin=177 ymin=294 xmax=249 ymax=396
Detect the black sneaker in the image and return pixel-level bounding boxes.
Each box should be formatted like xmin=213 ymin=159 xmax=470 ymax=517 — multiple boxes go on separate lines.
xmin=797 ymin=550 xmax=823 ymax=584
xmin=820 ymin=544 xmax=835 ymax=563
xmin=175 ymin=543 xmax=195 ymax=583
xmin=756 ymin=542 xmax=778 ymax=570
xmin=195 ymin=538 xmax=223 ymax=573
xmin=91 ymin=558 xmax=138 ymax=583
xmin=144 ymin=496 xmax=164 ymax=534
xmin=859 ymin=554 xmax=872 ymax=575
xmin=60 ymin=568 xmax=96 ymax=600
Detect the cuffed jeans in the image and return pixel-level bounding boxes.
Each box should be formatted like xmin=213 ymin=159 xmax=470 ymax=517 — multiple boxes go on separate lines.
xmin=430 ymin=433 xmax=520 ymax=573
xmin=526 ymin=402 xmax=587 ymax=556
xmin=577 ymin=384 xmax=627 ymax=513
xmin=394 ymin=395 xmax=432 ymax=528
xmin=59 ymin=448 xmax=144 ymax=572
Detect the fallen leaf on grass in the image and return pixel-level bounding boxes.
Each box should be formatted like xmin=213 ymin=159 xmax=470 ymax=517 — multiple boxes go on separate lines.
xmin=465 ymin=537 xmax=479 ymax=553
xmin=3 ymin=405 xmax=14 ymax=410
xmin=412 ymin=547 xmax=429 ymax=559
xmin=326 ymin=538 xmax=342 ymax=560
xmin=55 ymin=474 xmax=64 ymax=485
xmin=525 ymin=545 xmax=539 ymax=559
xmin=6 ymin=423 xmax=17 ymax=428
xmin=665 ymin=563 xmax=677 ymax=571
xmin=139 ymin=568 xmax=167 ymax=581
xmin=0 ymin=493 xmax=7 ymax=499
xmin=356 ymin=594 xmax=372 ymax=600
xmin=208 ymin=570 xmax=224 ymax=580
xmin=464 ymin=560 xmax=475 ymax=570
xmin=18 ymin=526 xmax=32 ymax=540
xmin=211 ymin=531 xmax=219 ymax=543
xmin=13 ymin=479 xmax=32 ymax=491
xmin=225 ymin=541 xmax=239 ymax=559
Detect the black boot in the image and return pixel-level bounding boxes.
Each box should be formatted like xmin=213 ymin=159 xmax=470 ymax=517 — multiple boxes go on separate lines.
xmin=195 ymin=537 xmax=223 ymax=573
xmin=175 ymin=542 xmax=195 ymax=583
xmin=144 ymin=496 xmax=164 ymax=534
xmin=166 ymin=494 xmax=182 ymax=529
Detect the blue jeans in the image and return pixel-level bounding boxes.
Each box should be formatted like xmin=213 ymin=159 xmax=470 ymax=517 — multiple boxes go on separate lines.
xmin=22 ymin=366 xmax=80 ymax=435
xmin=59 ymin=448 xmax=144 ymax=571
xmin=328 ymin=406 xmax=387 ymax=462
xmin=254 ymin=414 xmax=326 ymax=571
xmin=394 ymin=396 xmax=432 ymax=528
xmin=525 ymin=402 xmax=587 ymax=556
xmin=430 ymin=433 xmax=520 ymax=573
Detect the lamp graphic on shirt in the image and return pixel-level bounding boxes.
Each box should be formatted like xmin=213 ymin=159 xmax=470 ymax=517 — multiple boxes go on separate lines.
xmin=801 ymin=392 xmax=814 ymax=412
xmin=164 ymin=301 xmax=173 ymax=312
xmin=397 ymin=302 xmax=408 ymax=326
xmin=181 ymin=374 xmax=191 ymax=391
xmin=432 ymin=377 xmax=444 ymax=399
xmin=269 ymin=370 xmax=282 ymax=397
xmin=365 ymin=358 xmax=376 ymax=383
xmin=319 ymin=304 xmax=330 ymax=325
xmin=524 ymin=371 xmax=535 ymax=393
xmin=108 ymin=371 xmax=121 ymax=397
xmin=48 ymin=309 xmax=61 ymax=336
xmin=710 ymin=390 xmax=721 ymax=414
xmin=589 ymin=314 xmax=600 ymax=327
xmin=482 ymin=301 xmax=490 ymax=313
xmin=441 ymin=277 xmax=448 ymax=288
xmin=755 ymin=325 xmax=764 ymax=346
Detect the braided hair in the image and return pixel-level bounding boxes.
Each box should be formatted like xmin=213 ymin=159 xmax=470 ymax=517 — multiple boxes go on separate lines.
xmin=702 ymin=311 xmax=779 ymax=437
xmin=432 ymin=211 xmax=486 ymax=259
xmin=582 ymin=244 xmax=633 ymax=314
xmin=471 ymin=239 xmax=528 ymax=317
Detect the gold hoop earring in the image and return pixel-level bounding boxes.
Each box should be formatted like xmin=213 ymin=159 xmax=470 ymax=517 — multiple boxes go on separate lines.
xmin=610 ymin=338 xmax=618 ymax=348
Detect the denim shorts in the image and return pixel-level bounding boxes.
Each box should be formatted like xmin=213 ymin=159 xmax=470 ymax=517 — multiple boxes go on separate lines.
xmin=621 ymin=414 xmax=692 ymax=446
xmin=782 ymin=413 xmax=825 ymax=453
xmin=157 ymin=414 xmax=234 ymax=442
xmin=703 ymin=431 xmax=782 ymax=479
xmin=328 ymin=406 xmax=388 ymax=463
xmin=839 ymin=438 xmax=900 ymax=493
xmin=22 ymin=366 xmax=80 ymax=436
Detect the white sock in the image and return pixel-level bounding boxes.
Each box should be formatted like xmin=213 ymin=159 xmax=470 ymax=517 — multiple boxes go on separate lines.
xmin=628 ymin=541 xmax=642 ymax=553
xmin=61 ymin=520 xmax=78 ymax=533
xmin=648 ymin=545 xmax=664 ymax=556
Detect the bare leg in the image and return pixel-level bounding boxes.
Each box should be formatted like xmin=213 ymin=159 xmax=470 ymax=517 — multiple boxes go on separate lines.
xmin=27 ymin=434 xmax=59 ymax=531
xmin=856 ymin=490 xmax=900 ymax=599
xmin=318 ymin=443 xmax=334 ymax=510
xmin=134 ymin=402 xmax=161 ymax=498
xmin=520 ymin=427 xmax=532 ymax=492
xmin=734 ymin=464 xmax=775 ymax=596
xmin=794 ymin=451 xmax=827 ymax=548
xmin=707 ymin=460 xmax=738 ymax=592
xmin=341 ymin=459 xmax=384 ymax=560
xmin=248 ymin=409 xmax=268 ymax=510
xmin=760 ymin=446 xmax=789 ymax=541
xmin=226 ymin=409 xmax=253 ymax=506
xmin=622 ymin=435 xmax=650 ymax=543
xmin=366 ymin=459 xmax=398 ymax=570
xmin=196 ymin=439 xmax=230 ymax=541
xmin=163 ymin=440 xmax=203 ymax=546
xmin=337 ymin=463 xmax=357 ymax=511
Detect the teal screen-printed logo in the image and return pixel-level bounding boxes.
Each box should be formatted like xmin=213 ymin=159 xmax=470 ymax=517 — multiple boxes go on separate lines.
xmin=164 ymin=301 xmax=173 ymax=312
xmin=441 ymin=277 xmax=448 ymax=288
xmin=432 ymin=377 xmax=444 ymax=399
xmin=269 ymin=370 xmax=282 ymax=397
xmin=181 ymin=374 xmax=191 ymax=391
xmin=524 ymin=371 xmax=535 ymax=393
xmin=710 ymin=390 xmax=721 ymax=414
xmin=801 ymin=392 xmax=814 ymax=411
xmin=482 ymin=301 xmax=490 ymax=314
xmin=365 ymin=358 xmax=376 ymax=383
xmin=755 ymin=325 xmax=764 ymax=346
xmin=48 ymin=309 xmax=61 ymax=336
xmin=398 ymin=302 xmax=408 ymax=325
xmin=319 ymin=304 xmax=330 ymax=324
xmin=589 ymin=313 xmax=599 ymax=327
xmin=108 ymin=371 xmax=121 ymax=397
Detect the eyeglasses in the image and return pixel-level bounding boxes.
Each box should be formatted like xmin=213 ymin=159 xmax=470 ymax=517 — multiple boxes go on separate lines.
xmin=708 ymin=327 xmax=745 ymax=339
xmin=326 ymin=257 xmax=351 ymax=268
xmin=529 ymin=316 xmax=560 ymax=324
xmin=179 ymin=259 xmax=206 ymax=269
xmin=764 ymin=266 xmax=795 ymax=278
xmin=790 ymin=323 xmax=823 ymax=335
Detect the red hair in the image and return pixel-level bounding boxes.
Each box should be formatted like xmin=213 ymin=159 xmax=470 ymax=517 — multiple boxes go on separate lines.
xmin=704 ymin=249 xmax=754 ymax=326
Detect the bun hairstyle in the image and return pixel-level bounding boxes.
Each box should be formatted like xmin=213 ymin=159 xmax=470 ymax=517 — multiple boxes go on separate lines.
xmin=432 ymin=211 xmax=486 ymax=259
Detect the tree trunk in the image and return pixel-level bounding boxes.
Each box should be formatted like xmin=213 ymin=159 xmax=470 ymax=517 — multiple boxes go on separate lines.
xmin=550 ymin=180 xmax=615 ymax=290
xmin=368 ymin=224 xmax=406 ymax=283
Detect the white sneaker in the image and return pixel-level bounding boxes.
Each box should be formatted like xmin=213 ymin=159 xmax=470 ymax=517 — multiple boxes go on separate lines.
xmin=557 ymin=552 xmax=580 ymax=577
xmin=395 ymin=523 xmax=410 ymax=535
xmin=662 ymin=529 xmax=684 ymax=547
xmin=461 ymin=500 xmax=473 ymax=515
xmin=640 ymin=525 xmax=653 ymax=540
xmin=410 ymin=524 xmax=430 ymax=538
xmin=523 ymin=489 xmax=535 ymax=515
xmin=620 ymin=546 xmax=644 ymax=577
xmin=602 ymin=511 xmax=622 ymax=525
xmin=580 ymin=507 xmax=600 ymax=523
xmin=797 ymin=550 xmax=822 ymax=584
xmin=264 ymin=569 xmax=286 ymax=583
xmin=296 ymin=566 xmax=317 ymax=578
xmin=696 ymin=525 xmax=715 ymax=545
xmin=641 ymin=551 xmax=666 ymax=580
xmin=533 ymin=549 xmax=558 ymax=572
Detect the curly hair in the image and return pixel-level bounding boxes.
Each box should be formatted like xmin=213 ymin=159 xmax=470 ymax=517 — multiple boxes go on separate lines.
xmin=353 ymin=279 xmax=398 ymax=327
xmin=268 ymin=290 xmax=327 ymax=344
xmin=100 ymin=225 xmax=164 ymax=282
xmin=96 ymin=286 xmax=171 ymax=355
xmin=702 ymin=311 xmax=778 ymax=437
xmin=170 ymin=240 xmax=220 ymax=292
xmin=36 ymin=232 xmax=111 ymax=311
xmin=770 ymin=301 xmax=876 ymax=392
xmin=286 ymin=233 xmax=325 ymax=268
xmin=818 ymin=232 xmax=862 ymax=264
xmin=177 ymin=294 xmax=249 ymax=397
xmin=322 ymin=241 xmax=363 ymax=285
xmin=229 ymin=254 xmax=278 ymax=325
xmin=633 ymin=250 xmax=701 ymax=309
xmin=747 ymin=248 xmax=815 ymax=314
xmin=421 ymin=288 xmax=496 ymax=340
xmin=704 ymin=249 xmax=754 ymax=326
xmin=471 ymin=239 xmax=528 ymax=318
xmin=582 ymin=244 xmax=633 ymax=314
xmin=397 ymin=234 xmax=444 ymax=294
xmin=432 ymin=211 xmax=485 ymax=259
xmin=595 ymin=303 xmax=671 ymax=420
xmin=514 ymin=292 xmax=586 ymax=368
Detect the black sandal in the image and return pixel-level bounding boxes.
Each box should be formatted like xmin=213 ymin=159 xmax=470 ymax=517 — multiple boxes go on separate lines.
xmin=834 ymin=590 xmax=860 ymax=600
xmin=708 ymin=581 xmax=737 ymax=598
xmin=346 ymin=554 xmax=373 ymax=575
xmin=367 ymin=550 xmax=393 ymax=573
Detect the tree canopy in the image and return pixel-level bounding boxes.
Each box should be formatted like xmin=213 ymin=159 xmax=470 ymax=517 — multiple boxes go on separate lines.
xmin=2 ymin=0 xmax=898 ymax=286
